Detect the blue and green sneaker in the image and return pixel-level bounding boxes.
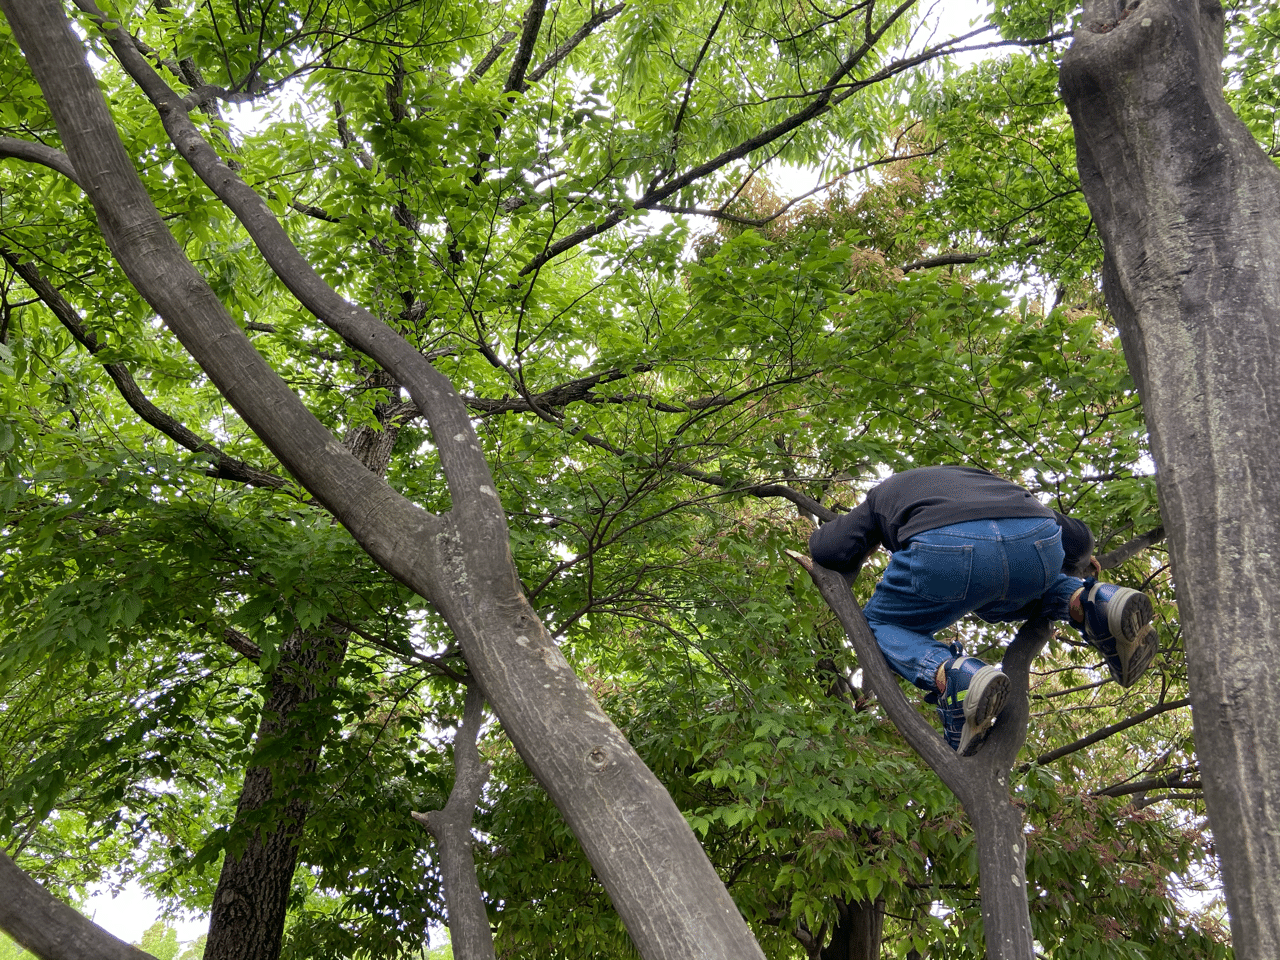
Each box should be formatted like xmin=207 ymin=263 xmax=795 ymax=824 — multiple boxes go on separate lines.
xmin=1077 ymin=579 xmax=1157 ymax=688
xmin=936 ymin=645 xmax=1009 ymax=756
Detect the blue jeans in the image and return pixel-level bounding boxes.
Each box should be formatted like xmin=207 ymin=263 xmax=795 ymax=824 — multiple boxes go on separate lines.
xmin=862 ymin=517 xmax=1083 ymax=691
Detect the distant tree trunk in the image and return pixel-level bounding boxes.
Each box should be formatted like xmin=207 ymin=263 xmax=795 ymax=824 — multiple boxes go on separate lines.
xmin=205 ymin=406 xmax=400 ymax=960
xmin=1061 ymin=2 xmax=1280 ymax=954
xmin=820 ymin=898 xmax=885 ymax=960
xmin=203 ymin=625 xmax=348 ymax=960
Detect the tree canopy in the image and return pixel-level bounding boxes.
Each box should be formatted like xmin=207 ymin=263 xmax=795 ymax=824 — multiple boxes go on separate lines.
xmin=2 ymin=0 xmax=1270 ymax=956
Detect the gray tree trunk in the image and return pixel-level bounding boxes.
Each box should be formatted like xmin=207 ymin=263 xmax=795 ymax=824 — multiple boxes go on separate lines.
xmin=0 ymin=4 xmax=767 ymax=959
xmin=1061 ymin=2 xmax=1280 ymax=953
xmin=412 ymin=685 xmax=497 ymax=960
xmin=792 ymin=551 xmax=1050 ymax=960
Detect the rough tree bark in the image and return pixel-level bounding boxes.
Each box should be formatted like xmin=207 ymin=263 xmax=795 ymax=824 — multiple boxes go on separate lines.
xmin=820 ymin=897 xmax=886 ymax=960
xmin=790 ymin=551 xmax=1052 ymax=960
xmin=205 ymin=381 xmax=402 ymax=960
xmin=204 ymin=624 xmax=349 ymax=960
xmin=1061 ymin=2 xmax=1280 ymax=953
xmin=0 ymin=4 xmax=767 ymax=959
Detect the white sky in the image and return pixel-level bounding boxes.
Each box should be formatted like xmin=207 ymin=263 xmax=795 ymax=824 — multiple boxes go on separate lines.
xmin=85 ymin=880 xmax=206 ymax=946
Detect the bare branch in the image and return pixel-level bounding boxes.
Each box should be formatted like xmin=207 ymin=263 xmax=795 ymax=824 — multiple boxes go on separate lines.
xmin=1021 ymin=697 xmax=1191 ymax=770
xmin=526 ymin=3 xmax=626 ymax=84
xmin=469 ymin=30 xmax=517 ymax=83
xmin=901 ymin=251 xmax=984 ymax=272
xmin=1094 ymin=770 xmax=1201 ymax=798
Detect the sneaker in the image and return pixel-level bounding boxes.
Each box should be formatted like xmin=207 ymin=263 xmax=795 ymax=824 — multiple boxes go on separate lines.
xmin=1076 ymin=579 xmax=1157 ymax=688
xmin=936 ymin=645 xmax=1010 ymax=756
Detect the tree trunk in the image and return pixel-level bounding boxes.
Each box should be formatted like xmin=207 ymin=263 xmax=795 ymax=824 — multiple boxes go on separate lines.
xmin=412 ymin=685 xmax=497 ymax=960
xmin=204 ymin=626 xmax=348 ymax=960
xmin=791 ymin=552 xmax=1049 ymax=960
xmin=204 ymin=391 xmax=400 ymax=960
xmin=0 ymin=5 xmax=767 ymax=959
xmin=820 ymin=898 xmax=885 ymax=960
xmin=1061 ymin=2 xmax=1280 ymax=952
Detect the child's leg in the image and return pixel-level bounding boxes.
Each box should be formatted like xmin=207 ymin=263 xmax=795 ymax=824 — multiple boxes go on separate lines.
xmin=863 ymin=546 xmax=983 ymax=691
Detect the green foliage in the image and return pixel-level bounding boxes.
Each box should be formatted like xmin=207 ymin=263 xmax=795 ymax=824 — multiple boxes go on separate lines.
xmin=0 ymin=0 xmax=1256 ymax=956
xmin=0 ymin=930 xmax=30 ymax=960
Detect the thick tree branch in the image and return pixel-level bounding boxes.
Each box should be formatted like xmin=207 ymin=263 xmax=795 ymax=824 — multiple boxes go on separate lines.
xmin=0 ymin=136 xmax=80 ymax=184
xmin=6 ymin=10 xmax=770 ymax=958
xmin=790 ymin=550 xmax=1053 ymax=959
xmin=0 ymin=850 xmax=157 ymax=960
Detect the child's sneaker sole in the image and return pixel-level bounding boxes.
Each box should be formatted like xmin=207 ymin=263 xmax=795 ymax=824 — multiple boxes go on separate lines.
xmin=1112 ymin=622 xmax=1159 ymax=688
xmin=957 ymin=666 xmax=1009 ymax=757
xmin=1105 ymin=587 xmax=1154 ymax=644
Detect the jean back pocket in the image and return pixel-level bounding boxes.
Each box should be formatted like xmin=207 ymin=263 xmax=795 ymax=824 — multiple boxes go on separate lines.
xmin=909 ymin=541 xmax=974 ymax=602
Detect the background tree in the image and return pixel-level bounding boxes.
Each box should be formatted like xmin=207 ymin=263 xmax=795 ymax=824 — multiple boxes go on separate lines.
xmin=1061 ymin=0 xmax=1280 ymax=955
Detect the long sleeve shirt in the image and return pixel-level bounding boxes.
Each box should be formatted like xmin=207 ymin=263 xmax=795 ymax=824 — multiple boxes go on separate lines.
xmin=808 ymin=466 xmax=1061 ymax=577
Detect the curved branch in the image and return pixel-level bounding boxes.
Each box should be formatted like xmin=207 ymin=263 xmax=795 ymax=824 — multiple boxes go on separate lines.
xmin=0 ymin=135 xmax=80 ymax=184
xmin=1 ymin=247 xmax=287 ymax=488
xmin=791 ymin=550 xmax=1056 ymax=960
xmin=786 ymin=551 xmax=962 ymax=781
xmin=71 ymin=0 xmax=502 ymax=541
